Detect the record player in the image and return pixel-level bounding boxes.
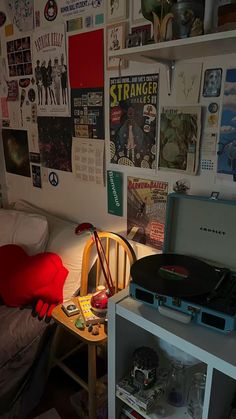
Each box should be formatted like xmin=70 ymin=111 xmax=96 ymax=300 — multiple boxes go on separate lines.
xmin=130 ymin=193 xmax=236 ymax=333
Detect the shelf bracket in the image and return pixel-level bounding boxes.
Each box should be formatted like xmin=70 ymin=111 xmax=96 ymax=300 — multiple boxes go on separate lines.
xmin=140 ymin=55 xmax=175 ymax=96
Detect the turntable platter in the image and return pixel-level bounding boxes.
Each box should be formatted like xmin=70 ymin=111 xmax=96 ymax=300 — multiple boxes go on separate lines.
xmin=130 ymin=253 xmax=219 ymax=297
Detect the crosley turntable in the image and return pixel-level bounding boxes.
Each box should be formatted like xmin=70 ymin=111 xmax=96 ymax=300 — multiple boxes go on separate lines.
xmin=130 ymin=193 xmax=236 ymax=333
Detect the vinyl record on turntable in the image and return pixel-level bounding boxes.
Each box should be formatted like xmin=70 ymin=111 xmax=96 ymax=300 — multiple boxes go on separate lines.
xmin=130 ymin=253 xmax=220 ymax=297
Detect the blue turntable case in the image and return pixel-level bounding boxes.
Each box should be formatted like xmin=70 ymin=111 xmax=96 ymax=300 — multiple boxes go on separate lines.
xmin=130 ymin=193 xmax=236 ymax=333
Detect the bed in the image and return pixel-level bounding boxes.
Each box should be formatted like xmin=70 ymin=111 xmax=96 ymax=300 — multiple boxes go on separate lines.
xmin=0 ymin=200 xmax=91 ymax=419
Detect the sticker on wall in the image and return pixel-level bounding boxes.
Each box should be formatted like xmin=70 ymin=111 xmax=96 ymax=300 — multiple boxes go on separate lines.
xmin=95 ymin=13 xmax=104 ymax=25
xmin=30 ymin=153 xmax=40 ymax=163
xmin=202 ymin=68 xmax=222 ymax=97
xmin=107 ymin=170 xmax=123 ymax=216
xmin=2 ymin=128 xmax=31 ymax=177
xmin=7 ymin=80 xmax=19 ymax=101
xmin=67 ymin=17 xmax=83 ymax=32
xmin=0 ymin=11 xmax=6 ymax=28
xmin=44 ymin=0 xmax=58 ymax=21
xmin=206 ymin=102 xmax=219 ymax=128
xmin=5 ymin=24 xmax=13 ymax=37
xmin=32 ymin=164 xmax=42 ymax=188
xmin=84 ymin=15 xmax=93 ymax=29
xmin=49 ymin=171 xmax=59 ymax=186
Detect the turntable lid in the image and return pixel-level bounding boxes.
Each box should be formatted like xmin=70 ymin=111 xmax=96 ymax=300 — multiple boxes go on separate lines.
xmin=164 ymin=193 xmax=236 ymax=271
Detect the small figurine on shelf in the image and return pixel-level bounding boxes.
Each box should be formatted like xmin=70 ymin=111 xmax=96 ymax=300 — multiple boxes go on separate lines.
xmin=141 ymin=0 xmax=174 ymax=42
xmin=131 ymin=346 xmax=159 ymax=389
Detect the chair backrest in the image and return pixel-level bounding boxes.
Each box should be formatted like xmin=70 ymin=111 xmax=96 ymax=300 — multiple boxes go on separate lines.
xmin=80 ymin=232 xmax=137 ymax=296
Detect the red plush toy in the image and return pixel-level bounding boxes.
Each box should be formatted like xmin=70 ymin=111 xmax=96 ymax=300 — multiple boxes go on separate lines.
xmin=0 ymin=244 xmax=68 ymax=321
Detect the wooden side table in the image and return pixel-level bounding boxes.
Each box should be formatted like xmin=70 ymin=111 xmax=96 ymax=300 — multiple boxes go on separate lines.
xmin=52 ymin=297 xmax=107 ymax=419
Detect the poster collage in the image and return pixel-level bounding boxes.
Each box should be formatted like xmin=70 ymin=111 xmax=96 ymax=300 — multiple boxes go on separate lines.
xmin=0 ymin=1 xmax=236 ymax=250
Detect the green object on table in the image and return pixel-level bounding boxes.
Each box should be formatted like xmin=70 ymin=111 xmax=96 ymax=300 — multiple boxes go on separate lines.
xmin=75 ymin=317 xmax=85 ymax=330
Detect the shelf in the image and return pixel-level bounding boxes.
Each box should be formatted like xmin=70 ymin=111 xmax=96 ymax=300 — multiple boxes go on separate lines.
xmin=116 ymin=296 xmax=236 ymax=379
xmin=109 ymin=29 xmax=236 ymax=63
xmin=117 ymin=392 xmax=192 ymax=419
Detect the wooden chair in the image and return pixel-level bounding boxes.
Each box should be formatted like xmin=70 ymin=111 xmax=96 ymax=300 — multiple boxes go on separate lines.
xmin=52 ymin=232 xmax=136 ymax=419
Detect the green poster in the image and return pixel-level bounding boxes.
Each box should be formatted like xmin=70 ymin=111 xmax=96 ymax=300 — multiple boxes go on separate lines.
xmin=107 ymin=170 xmax=123 ymax=216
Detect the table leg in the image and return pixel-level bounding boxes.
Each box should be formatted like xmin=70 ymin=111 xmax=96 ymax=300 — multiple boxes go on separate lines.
xmin=88 ymin=344 xmax=97 ymax=419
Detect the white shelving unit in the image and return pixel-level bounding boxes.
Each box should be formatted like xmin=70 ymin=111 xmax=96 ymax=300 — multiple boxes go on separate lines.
xmin=108 ymin=289 xmax=236 ymax=419
xmin=109 ymin=29 xmax=236 ymax=63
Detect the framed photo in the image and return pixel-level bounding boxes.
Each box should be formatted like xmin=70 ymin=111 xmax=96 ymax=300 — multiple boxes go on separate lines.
xmin=132 ymin=0 xmax=145 ymax=24
xmin=107 ymin=22 xmax=126 ymax=70
xmin=202 ymin=68 xmax=222 ymax=97
xmin=107 ymin=0 xmax=128 ymax=23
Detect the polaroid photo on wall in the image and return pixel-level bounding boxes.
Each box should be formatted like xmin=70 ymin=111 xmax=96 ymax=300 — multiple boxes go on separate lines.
xmin=202 ymin=68 xmax=222 ymax=97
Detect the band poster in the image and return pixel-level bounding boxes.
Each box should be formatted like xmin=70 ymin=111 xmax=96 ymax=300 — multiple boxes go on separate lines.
xmin=159 ymin=106 xmax=201 ymax=175
xmin=71 ymin=88 xmax=104 ymax=139
xmin=110 ymin=74 xmax=158 ymax=168
xmin=33 ymin=25 xmax=69 ymax=117
xmin=127 ymin=177 xmax=168 ymax=250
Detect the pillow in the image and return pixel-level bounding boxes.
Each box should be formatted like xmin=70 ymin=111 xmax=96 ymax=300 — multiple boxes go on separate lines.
xmin=0 ymin=209 xmax=48 ymax=256
xmin=0 ymin=244 xmax=68 ymax=308
xmin=13 ymin=200 xmax=93 ymax=300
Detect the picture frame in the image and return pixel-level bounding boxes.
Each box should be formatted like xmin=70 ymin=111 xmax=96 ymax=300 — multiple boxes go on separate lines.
xmin=106 ymin=22 xmax=126 ymax=70
xmin=106 ymin=0 xmax=128 ymax=23
xmin=132 ymin=0 xmax=145 ymax=24
xmin=202 ymin=68 xmax=222 ymax=97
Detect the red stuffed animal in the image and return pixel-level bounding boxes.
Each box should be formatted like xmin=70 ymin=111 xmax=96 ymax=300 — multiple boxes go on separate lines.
xmin=0 ymin=244 xmax=68 ymax=320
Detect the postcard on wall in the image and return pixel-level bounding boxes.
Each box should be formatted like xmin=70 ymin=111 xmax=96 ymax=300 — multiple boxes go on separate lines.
xmin=217 ymin=68 xmax=236 ymax=181
xmin=72 ymin=137 xmax=104 ymax=185
xmin=159 ymin=106 xmax=201 ymax=175
xmin=71 ymin=87 xmax=104 ymax=139
xmin=6 ymin=35 xmax=32 ymax=79
xmin=38 ymin=116 xmax=72 ymax=171
xmin=5 ymin=0 xmax=34 ymax=32
xmin=33 ymin=24 xmax=69 ymax=117
xmin=110 ymin=74 xmax=158 ymax=169
xmin=175 ymin=62 xmax=202 ymax=104
xmin=127 ymin=177 xmax=168 ymax=250
xmin=2 ymin=128 xmax=31 ymax=177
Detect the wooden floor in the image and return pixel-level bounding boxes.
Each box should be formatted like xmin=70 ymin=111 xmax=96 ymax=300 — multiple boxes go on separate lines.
xmin=28 ymin=367 xmax=80 ymax=419
xmin=28 ymin=348 xmax=107 ymax=419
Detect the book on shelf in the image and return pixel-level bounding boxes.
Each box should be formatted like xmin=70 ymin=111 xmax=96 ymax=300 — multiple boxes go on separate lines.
xmin=116 ymin=376 xmax=164 ymax=414
xmin=120 ymin=405 xmax=143 ymax=418
xmin=77 ymin=294 xmax=106 ymax=325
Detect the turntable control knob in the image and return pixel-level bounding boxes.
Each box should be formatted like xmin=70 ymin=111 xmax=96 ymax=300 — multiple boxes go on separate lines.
xmin=187 ymin=305 xmax=200 ymax=314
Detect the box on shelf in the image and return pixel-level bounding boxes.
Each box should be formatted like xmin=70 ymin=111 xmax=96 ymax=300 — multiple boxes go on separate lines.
xmin=116 ymin=375 xmax=164 ymax=414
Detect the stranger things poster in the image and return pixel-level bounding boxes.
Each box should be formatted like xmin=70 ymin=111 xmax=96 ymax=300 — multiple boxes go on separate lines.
xmin=109 ymin=74 xmax=158 ymax=168
xmin=127 ymin=177 xmax=168 ymax=250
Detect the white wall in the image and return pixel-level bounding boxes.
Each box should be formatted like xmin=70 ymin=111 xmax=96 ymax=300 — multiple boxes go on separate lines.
xmin=1 ymin=6 xmax=236 ymax=260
